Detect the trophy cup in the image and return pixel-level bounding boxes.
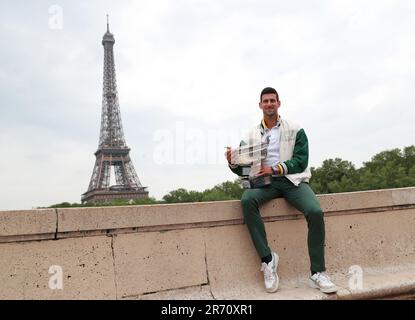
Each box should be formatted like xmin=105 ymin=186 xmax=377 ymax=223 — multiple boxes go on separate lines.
xmin=229 ymin=136 xmax=271 ymax=188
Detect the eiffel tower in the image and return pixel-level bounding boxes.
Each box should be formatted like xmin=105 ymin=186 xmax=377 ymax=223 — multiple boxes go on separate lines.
xmin=82 ymin=17 xmax=149 ymax=203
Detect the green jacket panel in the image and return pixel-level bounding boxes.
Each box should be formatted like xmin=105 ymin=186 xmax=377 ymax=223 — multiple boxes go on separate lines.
xmin=283 ymin=128 xmax=309 ymax=174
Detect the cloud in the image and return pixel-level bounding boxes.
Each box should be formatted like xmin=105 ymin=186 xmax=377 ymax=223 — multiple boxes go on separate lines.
xmin=1 ymin=0 xmax=415 ymax=210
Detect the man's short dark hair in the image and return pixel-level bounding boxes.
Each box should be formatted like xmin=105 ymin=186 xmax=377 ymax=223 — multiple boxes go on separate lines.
xmin=260 ymin=87 xmax=279 ymax=102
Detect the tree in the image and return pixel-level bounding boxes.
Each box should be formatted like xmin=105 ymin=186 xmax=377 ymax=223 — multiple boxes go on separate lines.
xmin=162 ymin=188 xmax=203 ymax=203
xmin=203 ymin=180 xmax=244 ymax=201
xmin=359 ymin=147 xmax=415 ymax=190
xmin=47 ymin=145 xmax=415 ymax=207
xmin=310 ymin=146 xmax=415 ymax=194
xmin=310 ymin=158 xmax=359 ymax=194
xmin=162 ymin=180 xmax=244 ymax=203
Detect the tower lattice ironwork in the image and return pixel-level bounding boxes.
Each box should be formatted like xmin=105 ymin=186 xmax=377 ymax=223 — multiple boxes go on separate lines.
xmin=82 ymin=17 xmax=148 ymax=203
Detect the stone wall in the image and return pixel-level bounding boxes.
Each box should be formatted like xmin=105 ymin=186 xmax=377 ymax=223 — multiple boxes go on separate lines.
xmin=1 ymin=187 xmax=414 ymax=299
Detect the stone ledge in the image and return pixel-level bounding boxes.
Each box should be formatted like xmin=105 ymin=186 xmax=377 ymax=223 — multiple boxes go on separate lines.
xmin=0 ymin=193 xmax=414 ymax=300
xmin=1 ymin=188 xmax=414 ymax=242
xmin=57 ymin=187 xmax=414 ymax=236
xmin=124 ymin=264 xmax=415 ymax=300
xmin=0 ymin=235 xmax=116 ymax=299
xmin=122 ymin=285 xmax=214 ymax=300
xmin=0 ymin=209 xmax=56 ymax=240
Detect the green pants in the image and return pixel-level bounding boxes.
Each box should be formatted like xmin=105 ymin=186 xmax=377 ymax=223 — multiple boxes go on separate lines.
xmin=241 ymin=177 xmax=325 ymax=273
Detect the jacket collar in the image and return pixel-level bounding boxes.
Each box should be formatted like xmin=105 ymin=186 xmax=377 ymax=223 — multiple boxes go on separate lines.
xmin=260 ymin=115 xmax=281 ymax=135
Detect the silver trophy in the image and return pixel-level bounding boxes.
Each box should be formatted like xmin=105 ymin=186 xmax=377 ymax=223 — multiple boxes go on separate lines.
xmin=229 ymin=136 xmax=271 ymax=188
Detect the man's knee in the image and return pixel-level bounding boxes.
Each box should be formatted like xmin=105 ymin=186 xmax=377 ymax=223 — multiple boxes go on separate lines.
xmin=305 ymin=206 xmax=324 ymax=222
xmin=241 ymin=191 xmax=257 ymax=208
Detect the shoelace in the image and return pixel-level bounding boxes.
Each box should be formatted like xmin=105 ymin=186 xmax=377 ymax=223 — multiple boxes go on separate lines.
xmin=261 ymin=264 xmax=275 ymax=281
xmin=315 ymin=273 xmax=331 ymax=285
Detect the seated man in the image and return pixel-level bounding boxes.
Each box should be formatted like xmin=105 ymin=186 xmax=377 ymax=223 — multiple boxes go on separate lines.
xmin=225 ymin=87 xmax=337 ymax=294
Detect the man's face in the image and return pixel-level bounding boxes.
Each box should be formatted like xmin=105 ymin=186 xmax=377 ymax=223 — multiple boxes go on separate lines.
xmin=259 ymin=93 xmax=280 ymax=117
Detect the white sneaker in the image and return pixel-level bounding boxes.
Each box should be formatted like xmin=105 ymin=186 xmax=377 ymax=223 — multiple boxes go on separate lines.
xmin=260 ymin=252 xmax=279 ymax=293
xmin=309 ymin=272 xmax=338 ymax=293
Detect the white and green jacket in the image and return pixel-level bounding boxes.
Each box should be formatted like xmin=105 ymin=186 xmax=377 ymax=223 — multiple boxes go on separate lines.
xmin=229 ymin=116 xmax=311 ymax=186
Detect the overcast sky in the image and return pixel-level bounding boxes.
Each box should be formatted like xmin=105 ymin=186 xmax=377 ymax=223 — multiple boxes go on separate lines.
xmin=1 ymin=0 xmax=414 ymax=210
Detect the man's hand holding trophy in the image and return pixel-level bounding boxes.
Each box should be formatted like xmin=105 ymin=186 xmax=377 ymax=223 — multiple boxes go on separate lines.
xmin=225 ymin=136 xmax=272 ymax=188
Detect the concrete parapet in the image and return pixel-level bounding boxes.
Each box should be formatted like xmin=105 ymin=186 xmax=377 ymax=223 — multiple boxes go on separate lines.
xmin=0 ymin=187 xmax=414 ymax=299
xmin=0 ymin=209 xmax=56 ymax=243
xmin=0 ymin=236 xmax=116 ymax=299
xmin=113 ymin=228 xmax=207 ymax=298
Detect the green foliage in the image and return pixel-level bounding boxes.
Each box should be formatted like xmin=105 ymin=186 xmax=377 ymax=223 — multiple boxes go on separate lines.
xmin=47 ymin=197 xmax=159 ymax=208
xmin=162 ymin=179 xmax=244 ymax=203
xmin=46 ymin=146 xmax=415 ymax=206
xmin=201 ymin=180 xmax=244 ymax=201
xmin=310 ymin=158 xmax=360 ymax=194
xmin=310 ymin=145 xmax=415 ymax=194
xmin=48 ymin=202 xmax=74 ymax=208
xmin=47 ymin=180 xmax=244 ymax=207
xmin=162 ymin=188 xmax=203 ymax=203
